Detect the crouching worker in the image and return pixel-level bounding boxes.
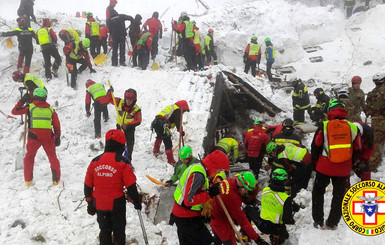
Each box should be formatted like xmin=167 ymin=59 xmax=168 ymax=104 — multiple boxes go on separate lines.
xmin=84 ymin=129 xmax=142 ymax=245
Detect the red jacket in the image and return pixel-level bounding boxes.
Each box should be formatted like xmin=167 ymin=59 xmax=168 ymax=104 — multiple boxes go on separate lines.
xmin=84 ymin=152 xmax=136 ymax=210
xmin=244 ymin=126 xmax=269 ymax=157
xmin=85 ymin=81 xmax=109 ymax=113
xmin=244 ymin=43 xmax=261 ymax=61
xmin=64 ymin=41 xmax=93 ymax=68
xmin=172 ymin=21 xmax=193 ymax=43
xmin=143 ymin=17 xmax=162 ymax=36
xmin=12 ymin=100 xmax=61 ymax=140
xmin=211 ymin=178 xmax=260 ymax=241
xmin=99 ymin=26 xmax=109 ymax=39
xmin=312 ymin=108 xmax=361 ymax=177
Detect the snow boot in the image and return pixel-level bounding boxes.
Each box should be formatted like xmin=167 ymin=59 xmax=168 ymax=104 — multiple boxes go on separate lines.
xmin=153 ymin=138 xmax=162 ymax=155
xmin=165 ymin=148 xmax=176 ymax=165
xmin=23 ymin=65 xmax=30 ymax=74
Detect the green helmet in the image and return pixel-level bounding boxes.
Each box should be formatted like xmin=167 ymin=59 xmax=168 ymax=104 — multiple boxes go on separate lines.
xmin=86 ymin=12 xmax=93 ymax=18
xmin=33 ymin=88 xmax=47 ymax=98
xmin=272 ymin=168 xmax=288 ymax=181
xmin=328 ymin=99 xmax=345 ymax=112
xmin=82 ymin=38 xmax=90 ymax=48
xmin=264 ymin=37 xmax=271 ymax=42
xmin=266 ymin=141 xmax=277 ymax=154
xmin=238 ymin=172 xmax=257 ymax=191
xmin=254 ymin=119 xmax=262 ymax=125
xmin=179 ymin=146 xmax=192 ymax=159
xmin=251 ymin=35 xmax=257 ymax=41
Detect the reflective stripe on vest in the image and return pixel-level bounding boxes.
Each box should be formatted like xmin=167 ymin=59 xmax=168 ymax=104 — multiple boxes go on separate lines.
xmin=65 ymin=28 xmax=80 ymax=43
xmin=249 ymin=43 xmax=260 ymax=56
xmin=69 ymin=41 xmax=81 ymax=60
xmin=157 ymin=104 xmax=179 ymax=120
xmin=194 ymin=30 xmax=201 ymax=44
xmin=117 ymin=102 xmax=140 ymax=126
xmin=278 ymin=143 xmax=307 ymax=164
xmin=260 ymin=187 xmax=289 ymax=224
xmin=216 ymin=138 xmax=239 ymax=159
xmin=265 ymin=45 xmax=275 ymax=59
xmin=24 ymin=73 xmax=45 ymax=88
xmin=184 ymin=21 xmax=194 ymax=38
xmin=87 ymin=83 xmax=106 ymax=100
xmin=173 ymin=163 xmax=209 ymax=211
xmin=29 ymin=103 xmax=53 ymax=129
xmin=37 ymin=27 xmax=52 ymax=45
xmin=87 ymin=21 xmax=100 ymax=36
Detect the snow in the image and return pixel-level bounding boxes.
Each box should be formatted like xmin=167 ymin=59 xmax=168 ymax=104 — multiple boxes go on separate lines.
xmin=1 ymin=0 xmax=385 ymax=244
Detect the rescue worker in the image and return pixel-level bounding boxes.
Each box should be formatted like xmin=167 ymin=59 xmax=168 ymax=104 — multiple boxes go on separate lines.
xmin=106 ymin=0 xmax=118 ymax=20
xmin=171 ymin=150 xmax=230 ymax=245
xmin=107 ymin=12 xmax=134 ymax=66
xmin=264 ymin=37 xmax=275 ymax=82
xmin=308 ymin=88 xmax=330 ymax=126
xmin=366 ymin=72 xmax=385 ymax=171
xmin=17 ymin=0 xmax=37 ymax=27
xmin=204 ymin=28 xmax=218 ymax=65
xmin=37 ymin=18 xmax=61 ymax=80
xmin=11 ymin=88 xmax=61 ymax=186
xmin=85 ymin=80 xmax=109 ymax=139
xmin=172 ymin=13 xmax=196 ymax=71
xmin=165 ymin=146 xmax=199 ymax=186
xmin=143 ymin=11 xmax=162 ymax=60
xmin=85 ymin=12 xmax=100 ymax=58
xmin=244 ymin=35 xmax=261 ymax=77
xmin=63 ymin=38 xmax=96 ymax=89
xmin=58 ymin=28 xmax=80 ymax=44
xmin=0 ymin=17 xmax=37 ymax=74
xmin=256 ymin=169 xmax=297 ymax=245
xmin=273 ymin=118 xmax=302 ymax=146
xmin=210 ymin=172 xmax=268 ymax=245
xmin=345 ymin=0 xmax=356 ymax=18
xmin=347 ymin=75 xmax=366 ymax=121
xmin=291 ymin=78 xmax=311 ymax=124
xmin=243 ymin=120 xmax=269 ymax=178
xmin=266 ymin=142 xmax=311 ymax=197
xmin=136 ymin=31 xmax=153 ymax=70
xmin=128 ymin=14 xmax=142 ymax=67
xmin=98 ymin=24 xmax=109 ymax=54
xmin=84 ymin=129 xmax=142 ymax=245
xmin=12 ymin=71 xmax=46 ymax=94
xmin=151 ymin=100 xmax=190 ymax=164
xmin=192 ymin=21 xmax=205 ymax=70
xmin=311 ymin=100 xmax=361 ymax=229
xmin=215 ymin=137 xmax=239 ymax=165
xmin=107 ymin=88 xmax=142 ymax=161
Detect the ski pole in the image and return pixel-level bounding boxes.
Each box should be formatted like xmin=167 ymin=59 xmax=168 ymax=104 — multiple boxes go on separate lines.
xmin=137 ymin=210 xmax=149 ymax=245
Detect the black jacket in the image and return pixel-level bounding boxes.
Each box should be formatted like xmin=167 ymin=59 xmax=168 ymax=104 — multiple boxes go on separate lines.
xmin=107 ymin=14 xmax=133 ymax=38
xmin=1 ymin=26 xmax=37 ymax=52
xmin=17 ymin=0 xmax=36 ymax=22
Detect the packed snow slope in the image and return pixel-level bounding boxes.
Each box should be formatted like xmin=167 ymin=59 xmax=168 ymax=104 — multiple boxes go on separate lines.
xmin=1 ymin=0 xmax=385 ymax=244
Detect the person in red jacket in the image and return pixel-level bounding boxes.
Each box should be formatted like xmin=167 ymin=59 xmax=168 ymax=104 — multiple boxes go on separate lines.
xmin=352 ymin=122 xmax=374 ymax=181
xmin=143 ymin=11 xmax=162 ymax=60
xmin=136 ymin=31 xmax=153 ymax=70
xmin=106 ymin=0 xmax=117 ymax=20
xmin=244 ymin=120 xmax=269 ymax=178
xmin=85 ymin=80 xmax=109 ymax=138
xmin=99 ymin=24 xmax=109 ymax=54
xmin=84 ymin=129 xmax=141 ymax=245
xmin=211 ymin=172 xmax=268 ymax=245
xmin=172 ymin=13 xmax=195 ymax=71
xmin=243 ymin=35 xmax=261 ymax=77
xmin=12 ymin=88 xmax=61 ymax=186
xmin=311 ymin=101 xmax=361 ymax=230
xmin=171 ymin=150 xmax=230 ymax=245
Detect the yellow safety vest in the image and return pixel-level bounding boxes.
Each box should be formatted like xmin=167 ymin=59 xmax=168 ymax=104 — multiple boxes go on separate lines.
xmin=260 ymin=187 xmax=289 ymax=224
xmin=216 ymin=138 xmax=239 ymax=159
xmin=157 ymin=104 xmax=180 ymax=128
xmin=87 ymin=83 xmax=106 ymax=100
xmin=87 ymin=21 xmax=100 ymax=36
xmin=184 ymin=21 xmax=194 ymax=38
xmin=24 ymin=73 xmax=45 ymax=88
xmin=249 ymin=43 xmax=260 ymax=56
xmin=37 ymin=27 xmax=52 ymax=45
xmin=65 ymin=28 xmax=80 ymax=43
xmin=29 ymin=103 xmax=54 ymax=129
xmin=265 ymin=45 xmax=275 ymax=59
xmin=116 ymin=102 xmax=141 ymax=126
xmin=69 ymin=41 xmax=82 ymax=60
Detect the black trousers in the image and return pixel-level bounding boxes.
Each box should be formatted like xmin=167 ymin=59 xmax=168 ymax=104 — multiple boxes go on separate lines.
xmin=68 ymin=58 xmax=88 ymax=89
xmin=312 ymin=171 xmax=347 ymax=227
xmin=130 ymin=36 xmax=139 ymax=67
xmin=182 ymin=39 xmax=195 ymax=71
xmin=256 ymin=218 xmax=289 ymax=244
xmin=151 ymin=117 xmax=172 ymax=149
xmin=138 ymin=49 xmax=150 ymax=70
xmin=206 ymin=49 xmax=217 ymax=64
xmin=90 ymin=36 xmax=100 ymax=58
xmin=100 ymin=37 xmax=108 ymax=54
xmin=244 ymin=60 xmax=257 ymax=77
xmin=111 ymin=35 xmax=126 ymax=66
xmin=293 ymin=108 xmax=305 ymax=124
xmin=266 ymin=62 xmax=274 ymax=81
xmin=18 ymin=48 xmax=33 ymax=69
xmin=248 ymin=154 xmax=264 ymax=179
xmin=96 ymin=196 xmax=126 ymax=245
xmin=123 ymin=126 xmax=136 ymax=161
xmin=173 ymin=215 xmax=213 ymax=245
xmin=151 ymin=33 xmax=159 ymax=59
xmin=41 ymin=44 xmax=62 ymax=79
xmin=93 ymin=101 xmax=109 ymax=137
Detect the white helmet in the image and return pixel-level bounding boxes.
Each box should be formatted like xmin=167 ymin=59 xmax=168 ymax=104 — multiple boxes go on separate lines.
xmin=373 ymin=72 xmax=385 ymax=85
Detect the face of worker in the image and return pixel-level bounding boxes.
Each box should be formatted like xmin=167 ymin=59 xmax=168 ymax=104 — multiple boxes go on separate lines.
xmin=352 ymin=83 xmax=360 ymax=90
xmin=181 ymin=158 xmax=189 ymax=164
xmin=125 ymin=98 xmax=134 ymax=106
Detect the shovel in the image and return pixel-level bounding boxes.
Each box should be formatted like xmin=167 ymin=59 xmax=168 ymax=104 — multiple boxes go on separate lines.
xmin=151 ymin=61 xmax=159 ymax=70
xmin=15 ymin=113 xmax=28 ymax=171
xmin=0 ymin=109 xmax=17 ymax=119
xmin=6 ymin=38 xmax=14 ymax=48
xmin=94 ymin=53 xmax=108 ymax=66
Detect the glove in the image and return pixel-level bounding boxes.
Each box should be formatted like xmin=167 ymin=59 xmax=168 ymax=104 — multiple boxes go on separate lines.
xmin=121 ymin=124 xmax=127 ymax=131
xmin=180 ymin=131 xmax=185 ymax=137
xmin=255 ymin=236 xmax=269 ymax=245
xmin=89 ymin=68 xmax=96 ymax=73
xmin=208 ymin=182 xmax=221 ymax=198
xmin=87 ymin=201 xmax=96 ymax=216
xmin=292 ymin=201 xmax=300 ymax=212
xmin=134 ymin=199 xmax=142 ymax=210
xmin=165 ymin=180 xmax=173 ymax=187
xmin=107 ymin=86 xmax=114 ymax=93
xmin=55 ymin=138 xmax=61 ymax=146
xmin=86 ymin=111 xmax=91 ymax=117
xmin=243 ymin=56 xmax=247 ymax=63
xmin=20 ymin=93 xmax=30 ymax=103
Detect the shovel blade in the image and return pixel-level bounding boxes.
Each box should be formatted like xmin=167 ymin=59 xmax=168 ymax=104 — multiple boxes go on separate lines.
xmin=94 ymin=53 xmax=108 ymax=66
xmin=152 ymin=62 xmax=159 ymax=70
xmin=15 ymin=152 xmax=24 ymax=171
xmin=6 ymin=38 xmax=14 ymax=48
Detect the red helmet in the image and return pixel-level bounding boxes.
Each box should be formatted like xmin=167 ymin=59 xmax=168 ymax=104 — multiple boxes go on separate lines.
xmin=124 ymin=89 xmax=137 ymax=101
xmin=12 ymin=71 xmax=24 ymax=82
xmin=208 ymin=28 xmax=214 ymax=33
xmin=42 ymin=18 xmax=51 ymax=27
xmin=105 ymin=129 xmax=125 ymax=145
xmin=351 ymin=76 xmax=362 ymax=85
xmin=175 ymin=100 xmax=190 ymax=111
xmin=85 ymin=79 xmax=95 ymax=88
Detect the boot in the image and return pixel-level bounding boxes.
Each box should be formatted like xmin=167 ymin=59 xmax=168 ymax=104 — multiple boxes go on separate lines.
xmin=165 ymin=148 xmax=176 ymax=165
xmin=23 ymin=66 xmax=30 ymax=74
xmin=153 ymin=138 xmax=162 ymax=154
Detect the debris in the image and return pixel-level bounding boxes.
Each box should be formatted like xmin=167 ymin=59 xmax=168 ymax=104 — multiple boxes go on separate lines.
xmin=11 ymin=219 xmax=26 ymax=229
xmin=309 ymin=56 xmax=323 ymax=63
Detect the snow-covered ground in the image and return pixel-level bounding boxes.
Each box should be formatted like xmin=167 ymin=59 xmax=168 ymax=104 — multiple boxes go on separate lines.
xmin=1 ymin=0 xmax=385 ymax=244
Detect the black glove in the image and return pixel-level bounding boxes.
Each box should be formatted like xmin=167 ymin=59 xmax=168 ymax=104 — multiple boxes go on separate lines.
xmin=107 ymin=86 xmax=114 ymax=93
xmin=134 ymin=199 xmax=142 ymax=210
xmin=126 ymin=184 xmax=142 ymax=210
xmin=165 ymin=180 xmax=173 ymax=187
xmin=180 ymin=131 xmax=185 ymax=137
xmin=208 ymin=182 xmax=221 ymax=198
xmin=20 ymin=93 xmax=30 ymax=103
xmin=86 ymin=111 xmax=91 ymax=117
xmin=87 ymin=201 xmax=96 ymax=216
xmin=243 ymin=56 xmax=247 ymax=63
xmin=90 ymin=68 xmax=96 ymax=73
xmin=292 ymin=201 xmax=300 ymax=213
xmin=255 ymin=236 xmax=269 ymax=245
xmin=55 ymin=138 xmax=61 ymax=147
xmin=121 ymin=124 xmax=127 ymax=131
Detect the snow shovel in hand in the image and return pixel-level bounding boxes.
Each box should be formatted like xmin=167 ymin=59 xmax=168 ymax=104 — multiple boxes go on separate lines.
xmin=145 ymin=175 xmax=168 ymax=186
xmin=137 ymin=210 xmax=149 ymax=245
xmin=15 ymin=113 xmax=28 ymax=171
xmin=94 ymin=53 xmax=108 ymax=66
